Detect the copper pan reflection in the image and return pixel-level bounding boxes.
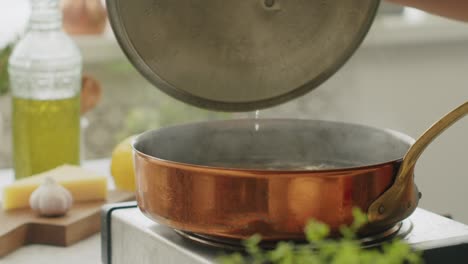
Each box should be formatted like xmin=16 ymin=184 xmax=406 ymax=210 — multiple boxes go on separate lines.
xmin=133 ymin=119 xmax=417 ymax=240
xmin=135 ymin=152 xmax=414 ymax=240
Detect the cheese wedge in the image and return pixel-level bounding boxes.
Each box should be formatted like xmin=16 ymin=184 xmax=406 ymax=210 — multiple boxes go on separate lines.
xmin=2 ymin=165 xmax=108 ymax=211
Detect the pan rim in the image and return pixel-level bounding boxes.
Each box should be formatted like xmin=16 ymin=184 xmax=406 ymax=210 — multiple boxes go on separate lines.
xmin=132 ymin=118 xmax=415 ymax=176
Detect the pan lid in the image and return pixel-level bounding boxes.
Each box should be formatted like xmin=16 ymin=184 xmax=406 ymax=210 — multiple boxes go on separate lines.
xmin=107 ymin=0 xmax=380 ymax=111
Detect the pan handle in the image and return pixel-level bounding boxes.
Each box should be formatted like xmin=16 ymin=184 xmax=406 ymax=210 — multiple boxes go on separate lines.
xmin=368 ymin=101 xmax=468 ymax=225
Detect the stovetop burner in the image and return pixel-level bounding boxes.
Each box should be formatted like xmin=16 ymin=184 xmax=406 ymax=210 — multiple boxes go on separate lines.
xmin=173 ymin=220 xmax=413 ymax=251
xmin=102 ymin=202 xmax=468 ymax=264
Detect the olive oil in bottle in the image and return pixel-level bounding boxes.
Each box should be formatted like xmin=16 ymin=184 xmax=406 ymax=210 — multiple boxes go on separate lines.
xmin=12 ymin=96 xmax=80 ymax=178
xmin=8 ymin=0 xmax=82 ymax=179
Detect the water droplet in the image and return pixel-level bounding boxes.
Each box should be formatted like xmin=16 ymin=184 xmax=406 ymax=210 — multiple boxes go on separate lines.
xmin=254 ymin=110 xmax=260 ymax=131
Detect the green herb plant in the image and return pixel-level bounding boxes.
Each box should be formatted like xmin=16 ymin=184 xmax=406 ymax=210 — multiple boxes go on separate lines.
xmin=0 ymin=45 xmax=12 ymax=96
xmin=218 ymin=208 xmax=422 ymax=264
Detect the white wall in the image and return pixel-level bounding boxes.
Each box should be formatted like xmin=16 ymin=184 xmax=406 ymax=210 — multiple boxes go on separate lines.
xmin=260 ymin=15 xmax=468 ymax=223
xmin=77 ymin=13 xmax=467 ymax=223
xmin=343 ymin=42 xmax=467 ymax=223
xmin=2 ymin=8 xmax=467 ymax=224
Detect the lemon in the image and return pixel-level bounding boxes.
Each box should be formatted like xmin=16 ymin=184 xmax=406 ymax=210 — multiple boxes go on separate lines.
xmin=110 ymin=136 xmax=136 ymax=191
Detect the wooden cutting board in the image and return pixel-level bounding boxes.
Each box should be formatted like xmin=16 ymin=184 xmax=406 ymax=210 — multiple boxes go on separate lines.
xmin=0 ymin=190 xmax=134 ymax=257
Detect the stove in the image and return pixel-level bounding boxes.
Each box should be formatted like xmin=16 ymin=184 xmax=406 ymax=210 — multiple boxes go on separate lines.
xmin=101 ymin=202 xmax=468 ymax=264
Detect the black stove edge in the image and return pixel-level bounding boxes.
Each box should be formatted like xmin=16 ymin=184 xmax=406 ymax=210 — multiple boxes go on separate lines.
xmin=101 ymin=201 xmax=139 ymax=264
xmin=420 ymin=236 xmax=468 ymax=264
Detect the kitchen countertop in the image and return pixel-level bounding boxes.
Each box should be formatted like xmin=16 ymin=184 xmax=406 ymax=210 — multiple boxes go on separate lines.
xmin=0 ymin=159 xmax=113 ymax=264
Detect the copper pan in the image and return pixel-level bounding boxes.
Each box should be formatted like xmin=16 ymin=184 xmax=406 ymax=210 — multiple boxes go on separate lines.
xmin=133 ymin=102 xmax=468 ymax=240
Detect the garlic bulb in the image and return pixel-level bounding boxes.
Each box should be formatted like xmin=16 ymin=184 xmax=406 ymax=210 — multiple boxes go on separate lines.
xmin=29 ymin=177 xmax=73 ymax=217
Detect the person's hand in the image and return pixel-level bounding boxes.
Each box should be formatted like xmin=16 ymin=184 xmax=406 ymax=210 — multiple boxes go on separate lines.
xmin=386 ymin=0 xmax=468 ymax=22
